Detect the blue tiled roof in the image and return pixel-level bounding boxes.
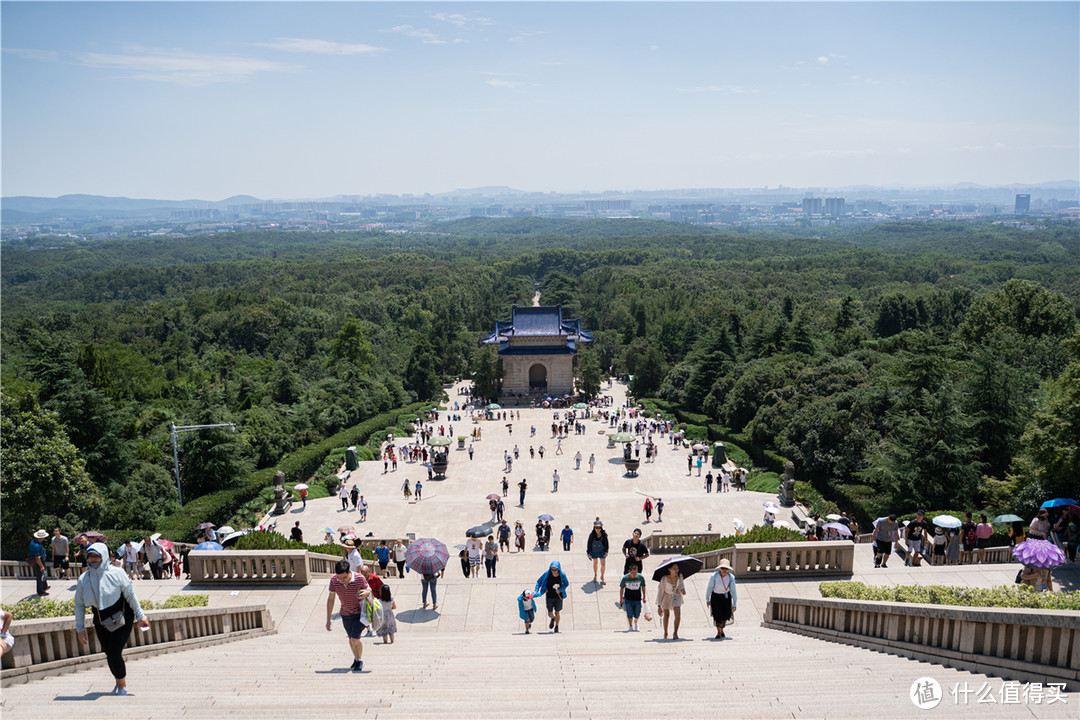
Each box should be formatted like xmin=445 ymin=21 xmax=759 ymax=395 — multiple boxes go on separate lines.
xmin=482 ymin=305 xmax=592 ymax=346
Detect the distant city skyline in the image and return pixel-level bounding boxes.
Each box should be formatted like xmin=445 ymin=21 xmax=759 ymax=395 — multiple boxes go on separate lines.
xmin=2 ymin=2 xmax=1077 ymax=200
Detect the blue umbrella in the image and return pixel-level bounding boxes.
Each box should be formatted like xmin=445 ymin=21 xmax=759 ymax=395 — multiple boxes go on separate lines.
xmin=192 ymin=541 xmax=224 ymax=551
xmin=1040 ymin=498 xmax=1077 ymax=508
xmin=537 ymin=514 xmax=554 ymax=522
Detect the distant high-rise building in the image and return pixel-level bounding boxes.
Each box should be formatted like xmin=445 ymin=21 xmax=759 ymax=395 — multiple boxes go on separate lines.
xmin=1015 ymin=194 xmax=1030 ymax=214
xmin=824 ymin=197 xmax=845 ymax=217
xmin=802 ymin=197 xmax=822 ymax=217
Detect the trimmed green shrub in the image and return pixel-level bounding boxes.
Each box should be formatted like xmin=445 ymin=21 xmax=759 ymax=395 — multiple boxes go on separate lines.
xmin=745 ymin=472 xmax=780 ymax=493
xmin=2 ymin=594 xmax=208 ymax=620
xmin=795 ymin=481 xmax=840 ymax=518
xmin=683 ymin=424 xmax=708 ymax=441
xmin=684 ymin=525 xmax=806 ymax=555
xmin=819 ymin=581 xmax=1080 ymax=611
xmin=233 ymin=530 xmax=373 ymax=560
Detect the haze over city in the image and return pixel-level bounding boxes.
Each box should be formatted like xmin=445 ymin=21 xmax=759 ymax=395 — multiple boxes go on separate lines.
xmin=2 ymin=1 xmax=1077 ymax=202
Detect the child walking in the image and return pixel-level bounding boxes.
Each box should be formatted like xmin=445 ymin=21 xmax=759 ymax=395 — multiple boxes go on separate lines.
xmin=517 ymin=590 xmax=536 ymax=634
xmin=376 ymin=584 xmax=397 ymax=644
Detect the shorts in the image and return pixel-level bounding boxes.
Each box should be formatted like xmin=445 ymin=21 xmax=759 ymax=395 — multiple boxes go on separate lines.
xmin=523 ymin=609 xmax=535 ymax=624
xmin=469 ymin=555 xmax=481 ymax=568
xmin=588 ymin=550 xmax=607 ymax=560
xmin=623 ymin=599 xmax=642 ymax=619
xmin=874 ymin=540 xmax=892 ymax=556
xmin=546 ymin=594 xmax=564 ymax=613
xmin=124 ymin=561 xmax=140 ymax=574
xmin=907 ymin=539 xmax=922 ymax=553
xmin=1 ymin=632 xmax=14 ymax=650
xmin=977 ymin=538 xmax=990 ymax=549
xmin=53 ymin=556 xmax=69 ymax=570
xmin=378 ymin=561 xmax=389 ymax=571
xmin=933 ymin=544 xmax=946 ymax=556
xmin=962 ymin=543 xmax=975 ymax=552
xmin=340 ymin=612 xmax=367 ymax=640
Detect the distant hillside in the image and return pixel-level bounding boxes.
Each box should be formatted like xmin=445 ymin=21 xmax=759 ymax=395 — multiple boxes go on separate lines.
xmin=1 ymin=194 xmax=265 ymax=223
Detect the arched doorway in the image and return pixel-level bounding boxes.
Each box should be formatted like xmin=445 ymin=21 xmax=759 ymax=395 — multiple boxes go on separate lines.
xmin=529 ymin=363 xmax=548 ymax=391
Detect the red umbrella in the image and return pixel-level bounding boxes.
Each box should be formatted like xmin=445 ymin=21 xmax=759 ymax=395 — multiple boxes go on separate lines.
xmin=1066 ymin=504 xmax=1080 ymax=517
xmin=73 ymin=531 xmax=107 ymax=544
xmin=486 ymin=494 xmax=501 ymax=501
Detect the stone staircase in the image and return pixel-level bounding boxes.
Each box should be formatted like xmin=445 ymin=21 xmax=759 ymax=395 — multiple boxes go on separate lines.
xmin=3 ymin=604 xmax=1073 ymax=719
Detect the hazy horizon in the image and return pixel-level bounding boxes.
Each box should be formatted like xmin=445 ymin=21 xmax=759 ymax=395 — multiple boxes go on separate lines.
xmin=3 ymin=2 xmax=1077 ymax=200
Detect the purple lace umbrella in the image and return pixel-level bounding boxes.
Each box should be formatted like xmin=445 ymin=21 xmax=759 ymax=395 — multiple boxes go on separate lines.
xmin=1012 ymin=539 xmax=1065 ymax=568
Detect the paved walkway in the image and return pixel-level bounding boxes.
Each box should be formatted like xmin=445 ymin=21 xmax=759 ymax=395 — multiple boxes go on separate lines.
xmin=4 ymin=378 xmax=1074 ymax=717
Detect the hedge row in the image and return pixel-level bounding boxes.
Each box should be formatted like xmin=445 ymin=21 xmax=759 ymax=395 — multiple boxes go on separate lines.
xmin=794 ymin=481 xmax=840 ymax=518
xmin=234 ymin=529 xmax=374 ymax=560
xmin=684 ymin=524 xmax=806 ymax=555
xmin=156 ymin=402 xmax=429 ymax=542
xmin=2 ymin=594 xmax=209 ymax=620
xmin=819 ymin=581 xmax=1080 ymax=610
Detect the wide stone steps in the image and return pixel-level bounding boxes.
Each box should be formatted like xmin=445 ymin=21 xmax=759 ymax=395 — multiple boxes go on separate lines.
xmin=3 ymin=619 xmax=1072 ymax=719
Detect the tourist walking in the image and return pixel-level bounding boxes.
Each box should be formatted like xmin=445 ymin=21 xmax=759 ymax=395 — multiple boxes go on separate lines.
xmin=498 ymin=520 xmax=511 ymax=552
xmin=402 ymin=479 xmax=412 ymax=500
xmin=29 ymin=530 xmax=49 ymax=596
xmin=873 ymin=515 xmax=898 ymax=568
xmin=514 ymin=521 xmax=526 ymax=552
xmin=375 ymin=540 xmax=391 ymax=576
xmin=705 ymin=558 xmax=737 ymax=639
xmin=518 ymin=478 xmax=528 ymax=507
xmin=552 ymin=469 xmax=560 ymax=492
xmin=656 ymin=498 xmax=664 ymax=522
xmin=587 ymin=521 xmax=610 ymax=585
xmin=415 ymin=479 xmax=422 ymax=501
xmin=484 ymin=535 xmax=499 ymax=578
xmin=350 ymin=485 xmax=359 ymax=509
xmin=656 ymin=562 xmax=686 ymax=640
xmin=534 ymin=561 xmax=569 ymax=633
xmin=359 ymin=496 xmax=367 ymax=521
xmin=574 ymin=451 xmax=582 ymax=470
xmin=588 ymin=453 xmax=595 ymax=472
xmin=561 ymin=524 xmax=574 ymax=551
xmin=622 ymin=528 xmax=650 ymax=575
xmin=502 ymin=477 xmax=509 ymax=497
xmin=325 ymin=559 xmax=371 ymax=672
xmin=618 ymin=565 xmax=647 ymax=631
xmin=51 ymin=528 xmax=70 ymax=580
xmin=376 ymin=584 xmax=397 ymax=644
xmin=74 ymin=542 xmax=150 ymax=694
xmin=340 ymin=485 xmax=349 ymax=511
xmin=976 ymin=515 xmax=994 ymax=563
xmin=518 ymin=590 xmax=536 ymax=634
xmin=421 ymin=570 xmax=438 ymax=610
xmin=467 ymin=536 xmax=483 ymax=578
xmin=643 ymin=497 xmax=653 ymax=523
xmin=291 ymin=521 xmax=303 ymax=543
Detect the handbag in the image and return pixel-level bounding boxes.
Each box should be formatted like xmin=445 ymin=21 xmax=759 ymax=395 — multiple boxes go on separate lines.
xmin=96 ymin=595 xmax=129 ymax=633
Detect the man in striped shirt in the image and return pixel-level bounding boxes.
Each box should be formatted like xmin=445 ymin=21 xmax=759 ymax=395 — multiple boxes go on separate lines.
xmin=325 ymin=560 xmax=371 ymax=672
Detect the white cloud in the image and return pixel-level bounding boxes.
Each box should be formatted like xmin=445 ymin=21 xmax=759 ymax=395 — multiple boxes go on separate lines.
xmin=817 ymin=56 xmax=830 ymax=65
xmin=77 ymin=46 xmax=297 ymax=85
xmin=648 ymin=45 xmax=660 ymax=52
xmin=486 ymin=78 xmax=537 ymax=89
xmin=254 ymin=38 xmax=386 ymax=55
xmin=509 ymin=31 xmax=546 ymax=43
xmin=431 ymin=12 xmax=494 ymax=28
xmin=382 ymin=25 xmax=446 ymax=45
xmin=3 ymin=48 xmax=60 ymax=62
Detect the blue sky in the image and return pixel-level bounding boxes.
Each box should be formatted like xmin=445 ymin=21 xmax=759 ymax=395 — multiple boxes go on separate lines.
xmin=2 ymin=2 xmax=1077 ymax=200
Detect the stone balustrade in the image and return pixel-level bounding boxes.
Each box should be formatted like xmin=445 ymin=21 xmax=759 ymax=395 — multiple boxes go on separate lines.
xmin=642 ymin=532 xmax=726 ymax=554
xmin=692 ymin=540 xmax=854 ymax=577
xmin=764 ymin=596 xmax=1080 ymax=690
xmin=1 ymin=604 xmax=274 ymax=684
xmin=187 ymin=550 xmax=341 ymax=585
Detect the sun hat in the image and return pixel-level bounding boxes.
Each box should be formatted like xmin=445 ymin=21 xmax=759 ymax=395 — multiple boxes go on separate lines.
xmin=718 ymin=558 xmax=732 ymax=570
xmin=33 ymin=529 xmax=48 ymax=539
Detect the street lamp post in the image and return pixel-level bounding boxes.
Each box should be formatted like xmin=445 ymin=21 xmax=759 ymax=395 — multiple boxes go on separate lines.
xmin=170 ymin=422 xmax=237 ymax=506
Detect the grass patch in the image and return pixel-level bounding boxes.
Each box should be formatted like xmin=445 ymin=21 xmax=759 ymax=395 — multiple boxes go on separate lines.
xmin=745 ymin=471 xmax=780 ymax=493
xmin=685 ymin=525 xmax=806 ymax=555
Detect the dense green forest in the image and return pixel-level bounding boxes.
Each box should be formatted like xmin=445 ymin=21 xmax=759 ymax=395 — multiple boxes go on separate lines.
xmin=2 ymin=218 xmax=1078 ymax=550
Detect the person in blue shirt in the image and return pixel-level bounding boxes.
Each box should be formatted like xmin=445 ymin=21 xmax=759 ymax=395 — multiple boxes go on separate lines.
xmin=534 ymin=561 xmax=569 ymax=633
xmin=560 ymin=525 xmax=574 ymax=551
xmin=375 ymin=541 xmax=391 ymax=576
xmin=517 ymin=590 xmax=536 ymax=634
xmin=29 ymin=529 xmax=49 ymax=596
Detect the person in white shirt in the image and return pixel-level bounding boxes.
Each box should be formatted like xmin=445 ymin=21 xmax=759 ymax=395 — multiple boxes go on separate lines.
xmin=393 ymin=540 xmax=408 ymax=577
xmin=345 ymin=541 xmax=364 ymax=574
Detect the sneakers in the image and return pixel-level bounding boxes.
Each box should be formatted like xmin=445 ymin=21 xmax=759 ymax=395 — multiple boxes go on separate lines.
xmin=553 ymin=625 xmax=559 ymax=633
xmin=350 ymin=659 xmax=363 ymax=672
xmin=112 ymin=686 xmax=129 ymax=696
xmin=549 ymin=617 xmax=555 ymax=629
xmin=524 ymin=629 xmax=530 ymax=634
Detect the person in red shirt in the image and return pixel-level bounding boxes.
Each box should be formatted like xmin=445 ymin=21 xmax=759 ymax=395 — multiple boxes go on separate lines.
xmin=325 ymin=560 xmax=371 ymax=672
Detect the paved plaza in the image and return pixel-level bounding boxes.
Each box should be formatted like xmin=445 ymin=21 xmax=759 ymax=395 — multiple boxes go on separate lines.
xmin=3 ymin=378 xmax=1073 ymax=718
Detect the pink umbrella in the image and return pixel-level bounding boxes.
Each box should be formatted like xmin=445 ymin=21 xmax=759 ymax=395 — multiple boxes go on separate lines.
xmin=1012 ymin=539 xmax=1065 ymax=569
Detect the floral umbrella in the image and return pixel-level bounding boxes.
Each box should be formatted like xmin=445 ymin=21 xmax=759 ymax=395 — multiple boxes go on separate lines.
xmin=1012 ymin=539 xmax=1065 ymax=569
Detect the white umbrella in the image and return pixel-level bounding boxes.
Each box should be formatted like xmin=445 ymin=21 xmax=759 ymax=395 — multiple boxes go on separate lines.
xmin=732 ymin=518 xmax=745 ymax=531
xmin=217 ymin=526 xmax=237 ymax=536
xmin=763 ymin=502 xmax=779 ymax=511
xmin=150 ymin=532 xmax=163 ymax=542
xmin=825 ymin=514 xmax=842 ymax=521
xmin=775 ymin=520 xmax=794 ymax=529
xmin=692 ymin=443 xmax=705 ymax=451
xmin=293 ymin=484 xmax=309 ymax=491
xmin=220 ymin=531 xmax=247 ymax=546
xmin=932 ymin=515 xmax=962 ymax=529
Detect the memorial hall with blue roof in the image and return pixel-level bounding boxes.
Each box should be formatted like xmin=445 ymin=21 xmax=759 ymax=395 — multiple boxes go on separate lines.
xmin=482 ymin=305 xmax=592 ymax=395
